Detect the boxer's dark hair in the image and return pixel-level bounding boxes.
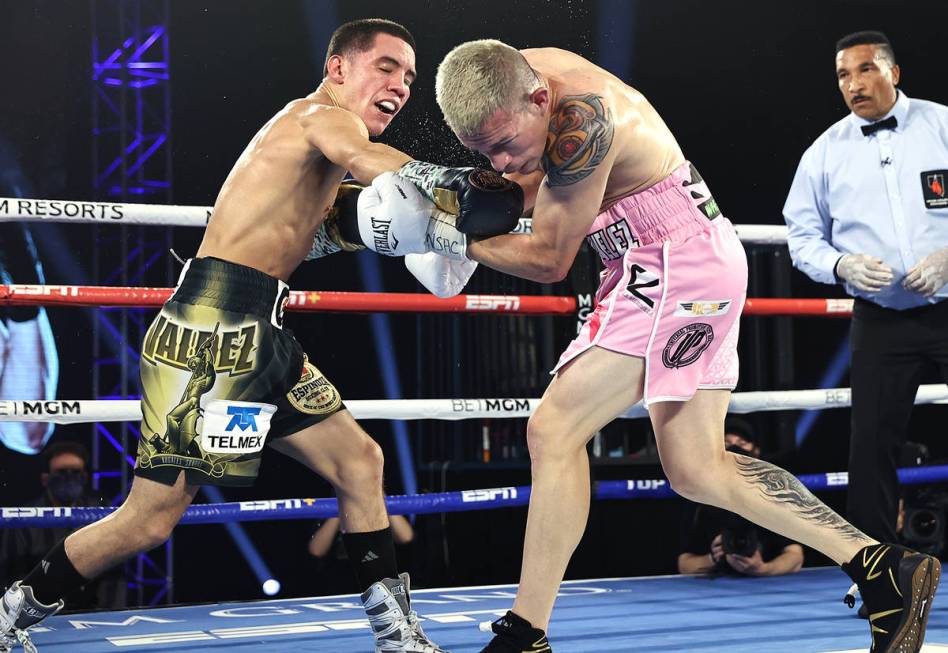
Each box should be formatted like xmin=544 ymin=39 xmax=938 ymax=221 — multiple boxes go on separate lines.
xmin=835 ymin=30 xmax=896 ymax=66
xmin=323 ymin=19 xmax=416 ymax=77
xmin=44 ymin=441 xmax=90 ymax=472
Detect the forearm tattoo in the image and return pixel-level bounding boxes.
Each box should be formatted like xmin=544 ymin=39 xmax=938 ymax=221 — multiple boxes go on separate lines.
xmin=734 ymin=455 xmax=872 ymax=543
xmin=542 ymin=93 xmax=614 ymax=187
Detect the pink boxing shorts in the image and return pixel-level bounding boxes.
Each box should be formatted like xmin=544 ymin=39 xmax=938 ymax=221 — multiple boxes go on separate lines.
xmin=552 ymin=161 xmax=748 ymax=406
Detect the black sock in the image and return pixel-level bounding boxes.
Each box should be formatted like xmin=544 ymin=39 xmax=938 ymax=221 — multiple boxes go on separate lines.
xmin=21 ymin=539 xmax=89 ymax=605
xmin=342 ymin=527 xmax=398 ymax=589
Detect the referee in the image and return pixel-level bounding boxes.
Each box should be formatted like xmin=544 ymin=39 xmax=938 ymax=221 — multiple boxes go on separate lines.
xmin=784 ymin=30 xmax=948 ymax=544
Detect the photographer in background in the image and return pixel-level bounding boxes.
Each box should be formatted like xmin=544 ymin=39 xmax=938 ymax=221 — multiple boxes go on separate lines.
xmin=0 ymin=441 xmax=125 ymax=609
xmin=677 ymin=418 xmax=805 ymax=576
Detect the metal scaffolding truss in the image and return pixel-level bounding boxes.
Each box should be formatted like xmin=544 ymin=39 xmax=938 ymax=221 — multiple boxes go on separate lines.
xmin=90 ymin=0 xmax=174 ymax=607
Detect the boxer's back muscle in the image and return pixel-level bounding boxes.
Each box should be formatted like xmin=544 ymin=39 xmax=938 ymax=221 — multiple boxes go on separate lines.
xmin=523 ymin=48 xmax=685 ymax=211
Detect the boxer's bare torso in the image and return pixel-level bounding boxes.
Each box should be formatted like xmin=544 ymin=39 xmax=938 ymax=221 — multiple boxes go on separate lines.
xmin=198 ymin=33 xmax=415 ymax=282
xmin=511 ymin=48 xmax=686 ymax=213
xmin=196 ymin=91 xmax=347 ymax=282
xmin=460 ymin=47 xmax=688 ymax=281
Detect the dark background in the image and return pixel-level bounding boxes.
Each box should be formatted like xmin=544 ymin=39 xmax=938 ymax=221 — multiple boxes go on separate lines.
xmin=1 ymin=0 xmax=946 ymax=605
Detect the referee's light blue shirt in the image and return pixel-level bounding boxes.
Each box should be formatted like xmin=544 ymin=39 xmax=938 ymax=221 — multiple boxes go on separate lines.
xmin=783 ymin=91 xmax=948 ymax=309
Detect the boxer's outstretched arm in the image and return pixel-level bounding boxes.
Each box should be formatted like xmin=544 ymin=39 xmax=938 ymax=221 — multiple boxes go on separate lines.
xmin=298 ymin=105 xmax=411 ymax=183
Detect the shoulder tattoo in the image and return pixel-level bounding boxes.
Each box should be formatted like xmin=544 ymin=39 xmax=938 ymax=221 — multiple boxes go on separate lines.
xmin=542 ymin=93 xmax=614 ymax=187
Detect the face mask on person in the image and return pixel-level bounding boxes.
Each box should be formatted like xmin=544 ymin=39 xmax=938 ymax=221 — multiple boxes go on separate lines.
xmin=47 ymin=469 xmax=87 ymax=504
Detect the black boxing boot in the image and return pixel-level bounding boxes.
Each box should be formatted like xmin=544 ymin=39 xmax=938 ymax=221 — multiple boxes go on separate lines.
xmin=841 ymin=543 xmax=940 ymax=652
xmin=479 ymin=611 xmax=551 ymax=653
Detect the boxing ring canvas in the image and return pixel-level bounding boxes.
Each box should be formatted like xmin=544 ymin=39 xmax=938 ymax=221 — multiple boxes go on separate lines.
xmin=23 ymin=568 xmax=948 ymax=652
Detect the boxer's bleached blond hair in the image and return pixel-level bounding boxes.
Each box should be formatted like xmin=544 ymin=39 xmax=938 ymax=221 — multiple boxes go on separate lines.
xmin=436 ymin=39 xmax=540 ymax=137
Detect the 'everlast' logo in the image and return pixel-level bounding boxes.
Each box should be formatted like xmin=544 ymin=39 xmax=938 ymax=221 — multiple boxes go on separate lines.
xmin=142 ymin=316 xmax=257 ymax=375
xmin=371 ymin=216 xmax=398 ymax=255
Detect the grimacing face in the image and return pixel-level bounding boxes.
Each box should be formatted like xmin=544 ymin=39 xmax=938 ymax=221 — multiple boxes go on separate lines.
xmin=836 ymin=43 xmax=900 ymax=121
xmin=333 ymin=33 xmax=416 ymax=137
xmin=457 ymin=91 xmax=550 ymax=175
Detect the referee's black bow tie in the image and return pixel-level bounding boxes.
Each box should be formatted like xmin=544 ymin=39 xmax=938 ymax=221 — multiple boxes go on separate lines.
xmin=861 ymin=115 xmax=898 ymax=136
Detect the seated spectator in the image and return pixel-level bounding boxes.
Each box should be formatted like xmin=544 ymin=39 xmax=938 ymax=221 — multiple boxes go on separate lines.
xmin=677 ymin=418 xmax=805 ymax=577
xmin=0 ymin=441 xmax=126 ymax=609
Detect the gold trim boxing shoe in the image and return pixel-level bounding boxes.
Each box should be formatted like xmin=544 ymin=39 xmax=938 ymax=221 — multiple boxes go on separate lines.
xmin=842 ymin=544 xmax=940 ymax=652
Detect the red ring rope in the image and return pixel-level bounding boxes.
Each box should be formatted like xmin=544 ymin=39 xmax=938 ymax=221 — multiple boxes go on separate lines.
xmin=0 ymin=285 xmax=853 ymax=316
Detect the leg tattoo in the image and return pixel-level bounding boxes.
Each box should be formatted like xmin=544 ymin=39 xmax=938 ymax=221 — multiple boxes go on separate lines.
xmin=733 ymin=455 xmax=873 ymax=544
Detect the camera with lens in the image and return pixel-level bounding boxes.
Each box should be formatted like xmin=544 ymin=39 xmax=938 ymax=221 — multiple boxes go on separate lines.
xmin=902 ymin=487 xmax=948 ymax=557
xmin=720 ymin=511 xmax=760 ymax=558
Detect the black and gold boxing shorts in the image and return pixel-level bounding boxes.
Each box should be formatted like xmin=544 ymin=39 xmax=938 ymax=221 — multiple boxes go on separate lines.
xmin=134 ymin=256 xmax=345 ymax=487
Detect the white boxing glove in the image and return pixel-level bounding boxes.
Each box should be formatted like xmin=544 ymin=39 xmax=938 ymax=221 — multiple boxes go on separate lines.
xmin=424 ymin=210 xmax=467 ymax=261
xmin=357 ymin=172 xmax=431 ymax=256
xmin=405 ymin=251 xmax=478 ymax=298
xmin=357 ymin=172 xmax=468 ymax=260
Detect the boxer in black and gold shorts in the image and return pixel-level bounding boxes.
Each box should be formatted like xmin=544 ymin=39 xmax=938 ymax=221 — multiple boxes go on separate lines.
xmin=135 ymin=256 xmax=345 ymax=486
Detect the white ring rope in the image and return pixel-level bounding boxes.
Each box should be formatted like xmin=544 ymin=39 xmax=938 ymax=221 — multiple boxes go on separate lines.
xmin=0 ymin=196 xmax=789 ymax=245
xmin=2 ymin=384 xmax=946 ymax=424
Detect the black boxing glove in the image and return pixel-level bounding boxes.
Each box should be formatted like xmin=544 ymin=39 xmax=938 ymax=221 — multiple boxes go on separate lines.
xmin=397 ymin=160 xmax=524 ymax=237
xmin=305 ymin=182 xmax=367 ymax=261
xmin=0 ymin=223 xmax=44 ymax=321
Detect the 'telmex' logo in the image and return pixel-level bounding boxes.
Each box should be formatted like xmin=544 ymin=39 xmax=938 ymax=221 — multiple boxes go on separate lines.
xmin=142 ymin=315 xmax=257 ymax=375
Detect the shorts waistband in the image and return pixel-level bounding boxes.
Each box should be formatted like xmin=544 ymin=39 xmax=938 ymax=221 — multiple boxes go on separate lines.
xmin=586 ymin=162 xmax=720 ymax=262
xmin=171 ymin=257 xmax=290 ymax=328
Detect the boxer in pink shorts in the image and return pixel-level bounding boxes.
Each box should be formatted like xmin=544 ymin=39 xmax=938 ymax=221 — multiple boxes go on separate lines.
xmin=432 ymin=40 xmax=935 ymax=653
xmin=553 ymin=162 xmax=747 ymax=405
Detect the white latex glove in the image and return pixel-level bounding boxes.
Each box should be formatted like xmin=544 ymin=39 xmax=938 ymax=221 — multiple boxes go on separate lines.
xmin=903 ymin=247 xmax=948 ymax=297
xmin=835 ymin=253 xmax=893 ymax=292
xmin=405 ymin=251 xmax=477 ymax=298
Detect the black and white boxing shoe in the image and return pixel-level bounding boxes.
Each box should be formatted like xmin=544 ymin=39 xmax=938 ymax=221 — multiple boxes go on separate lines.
xmin=0 ymin=582 xmax=63 ymax=653
xmin=361 ymin=573 xmax=450 ymax=653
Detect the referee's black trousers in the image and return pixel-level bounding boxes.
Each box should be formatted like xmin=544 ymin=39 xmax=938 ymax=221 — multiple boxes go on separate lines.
xmin=847 ymin=297 xmax=948 ymax=543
